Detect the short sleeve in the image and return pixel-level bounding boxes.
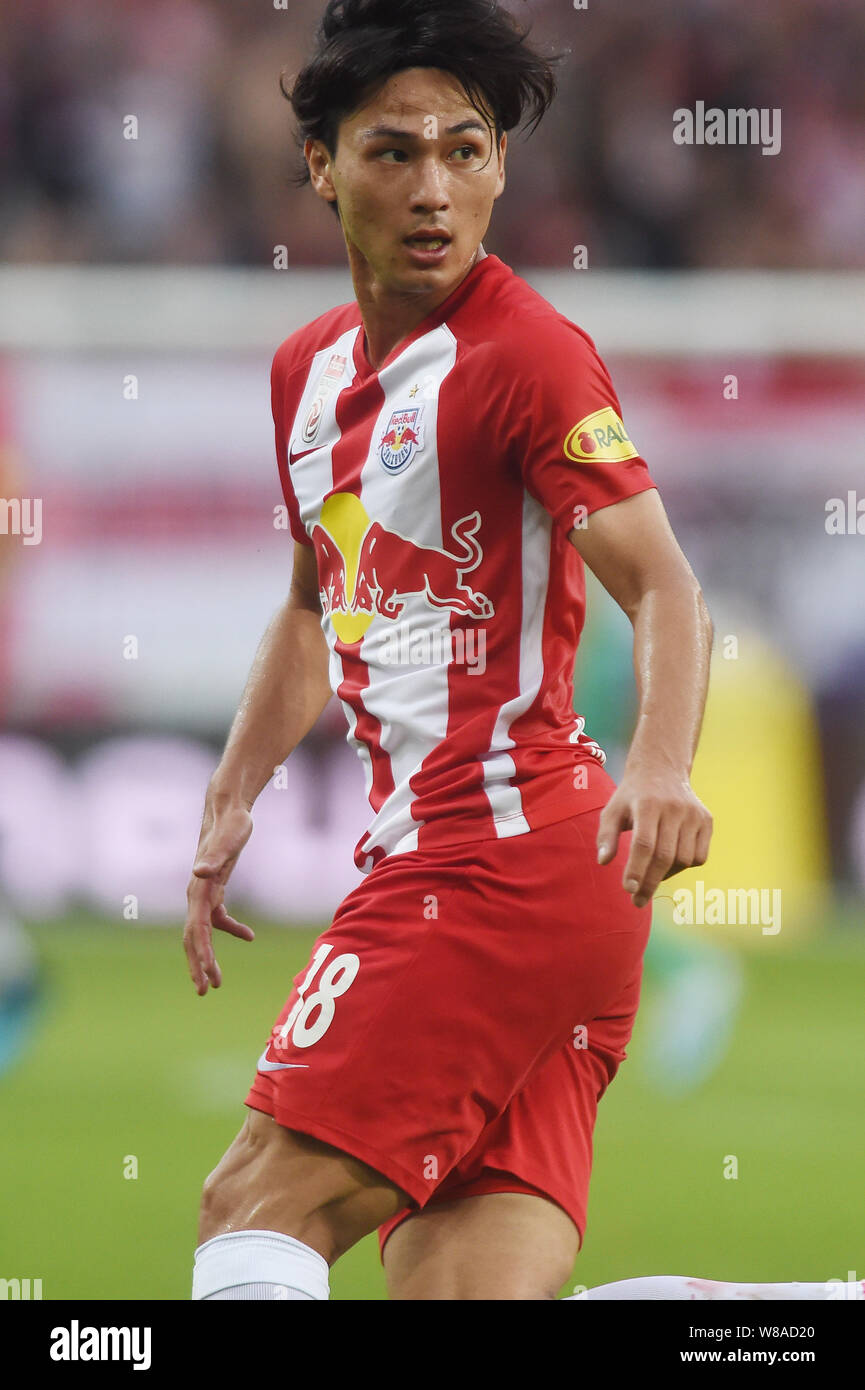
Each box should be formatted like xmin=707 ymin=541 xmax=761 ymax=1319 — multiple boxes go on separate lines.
xmin=515 ymin=318 xmax=656 ymax=533
xmin=272 ymin=343 xmax=314 ymax=548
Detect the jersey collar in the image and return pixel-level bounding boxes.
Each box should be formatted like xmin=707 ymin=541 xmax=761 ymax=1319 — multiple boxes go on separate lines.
xmin=351 ymin=253 xmax=502 ymax=383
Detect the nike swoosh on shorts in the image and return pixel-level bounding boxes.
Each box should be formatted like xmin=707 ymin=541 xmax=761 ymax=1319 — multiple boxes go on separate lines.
xmin=257 ymin=1050 xmax=310 ymax=1072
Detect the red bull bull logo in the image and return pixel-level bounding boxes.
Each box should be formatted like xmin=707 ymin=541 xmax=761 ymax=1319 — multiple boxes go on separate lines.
xmin=311 ymin=492 xmax=494 ymax=644
xmin=379 ymin=407 xmax=424 ymax=474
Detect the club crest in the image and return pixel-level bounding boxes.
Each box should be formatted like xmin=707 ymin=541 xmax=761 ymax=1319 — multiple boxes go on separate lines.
xmin=379 ymin=407 xmax=424 ymax=474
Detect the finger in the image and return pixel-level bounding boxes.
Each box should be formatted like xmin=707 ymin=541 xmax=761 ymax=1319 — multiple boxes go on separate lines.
xmin=187 ymin=871 xmax=222 ymax=911
xmin=621 ymin=804 xmax=660 ymax=899
xmin=184 ymin=943 xmax=206 ymax=995
xmin=183 ymin=927 xmax=211 ymax=996
xmin=661 ymin=859 xmax=689 ymax=882
xmin=212 ymin=902 xmax=255 ymax=942
xmin=194 ymin=915 xmax=222 ymax=989
xmin=184 ymin=886 xmax=223 ymax=992
xmin=661 ymin=820 xmax=699 ymax=880
xmin=597 ymin=796 xmax=629 ymax=865
xmin=694 ymin=815 xmax=713 ymax=867
xmin=660 ymin=811 xmax=712 ymax=880
xmin=631 ymin=812 xmax=679 ymax=907
xmin=192 ymin=923 xmax=222 ymax=991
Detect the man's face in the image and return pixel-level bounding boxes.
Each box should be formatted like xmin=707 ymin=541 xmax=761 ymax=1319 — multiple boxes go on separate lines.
xmin=306 ymin=67 xmax=507 ymax=293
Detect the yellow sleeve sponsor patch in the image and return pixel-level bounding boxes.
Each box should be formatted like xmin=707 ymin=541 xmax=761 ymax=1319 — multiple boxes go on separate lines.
xmin=563 ymin=406 xmax=639 ymax=463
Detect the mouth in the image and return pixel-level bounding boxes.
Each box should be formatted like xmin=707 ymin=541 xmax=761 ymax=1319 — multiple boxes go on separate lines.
xmin=404 ymin=230 xmax=452 ymax=260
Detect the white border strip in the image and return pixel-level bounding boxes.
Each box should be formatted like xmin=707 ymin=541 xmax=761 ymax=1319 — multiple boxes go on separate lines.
xmin=1 ymin=268 xmax=863 ymax=355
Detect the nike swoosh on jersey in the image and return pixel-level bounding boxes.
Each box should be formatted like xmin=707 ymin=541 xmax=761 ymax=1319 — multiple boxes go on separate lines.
xmin=257 ymin=1050 xmax=310 ymax=1072
xmin=288 ymin=445 xmax=318 ymax=466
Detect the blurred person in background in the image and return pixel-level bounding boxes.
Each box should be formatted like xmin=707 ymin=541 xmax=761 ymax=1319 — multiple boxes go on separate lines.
xmin=2 ymin=0 xmax=864 ymax=268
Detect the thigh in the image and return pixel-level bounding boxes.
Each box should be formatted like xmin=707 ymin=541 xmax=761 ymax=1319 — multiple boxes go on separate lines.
xmin=378 ymin=929 xmax=649 ymax=1276
xmin=199 ymin=1109 xmax=408 ymax=1263
xmin=245 ymin=813 xmax=647 ymax=1216
xmin=383 ymin=1191 xmax=579 ymax=1300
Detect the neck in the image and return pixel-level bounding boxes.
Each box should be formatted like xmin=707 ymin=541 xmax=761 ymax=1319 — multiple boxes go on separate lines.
xmin=351 ymin=244 xmax=487 ymax=371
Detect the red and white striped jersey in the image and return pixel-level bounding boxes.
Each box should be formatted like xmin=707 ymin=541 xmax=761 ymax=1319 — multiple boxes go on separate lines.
xmin=272 ymin=253 xmax=656 ymax=872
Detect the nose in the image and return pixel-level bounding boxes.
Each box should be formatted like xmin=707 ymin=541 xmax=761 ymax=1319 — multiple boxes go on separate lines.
xmin=410 ymin=152 xmax=450 ymax=213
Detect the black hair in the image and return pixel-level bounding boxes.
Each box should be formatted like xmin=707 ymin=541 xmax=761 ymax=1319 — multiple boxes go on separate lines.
xmin=283 ymin=0 xmax=565 ymax=209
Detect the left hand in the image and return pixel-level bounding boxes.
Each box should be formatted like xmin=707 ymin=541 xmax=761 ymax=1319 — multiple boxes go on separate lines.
xmin=597 ymin=766 xmax=713 ymax=909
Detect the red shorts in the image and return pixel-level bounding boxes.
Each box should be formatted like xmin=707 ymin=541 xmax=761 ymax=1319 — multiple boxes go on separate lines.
xmin=245 ymin=804 xmax=650 ymax=1258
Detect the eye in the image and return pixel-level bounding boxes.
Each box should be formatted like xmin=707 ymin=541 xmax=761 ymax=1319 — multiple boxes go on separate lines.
xmin=451 ymin=145 xmax=478 ymax=161
xmin=379 ymin=149 xmax=409 ymax=163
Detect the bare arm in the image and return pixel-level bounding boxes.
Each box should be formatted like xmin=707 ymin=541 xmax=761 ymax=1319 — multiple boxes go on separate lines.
xmin=209 ymin=544 xmax=332 ymax=811
xmin=569 ymin=488 xmax=714 ymax=909
xmin=183 ymin=544 xmax=332 ymax=995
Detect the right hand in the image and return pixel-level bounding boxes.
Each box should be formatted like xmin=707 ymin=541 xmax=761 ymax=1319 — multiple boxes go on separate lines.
xmin=183 ymin=798 xmax=255 ymax=996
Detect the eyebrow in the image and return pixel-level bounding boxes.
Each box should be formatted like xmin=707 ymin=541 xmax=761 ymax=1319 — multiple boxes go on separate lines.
xmin=359 ymin=120 xmax=489 ymax=143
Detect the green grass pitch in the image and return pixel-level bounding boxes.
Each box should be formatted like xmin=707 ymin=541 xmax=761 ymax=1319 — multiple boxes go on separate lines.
xmin=1 ymin=916 xmax=863 ymax=1300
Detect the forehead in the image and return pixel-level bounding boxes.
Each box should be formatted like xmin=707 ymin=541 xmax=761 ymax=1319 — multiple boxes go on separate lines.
xmin=342 ymin=66 xmax=492 ymax=133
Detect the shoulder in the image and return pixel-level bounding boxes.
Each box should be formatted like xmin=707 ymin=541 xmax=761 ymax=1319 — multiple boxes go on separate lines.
xmin=454 ymin=258 xmax=601 ymax=373
xmin=271 ymin=300 xmax=361 ymax=386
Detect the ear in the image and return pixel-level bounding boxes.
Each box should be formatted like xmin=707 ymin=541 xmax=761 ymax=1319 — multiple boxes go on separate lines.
xmin=495 ymin=130 xmax=507 ymax=199
xmin=305 ymin=137 xmax=338 ymax=206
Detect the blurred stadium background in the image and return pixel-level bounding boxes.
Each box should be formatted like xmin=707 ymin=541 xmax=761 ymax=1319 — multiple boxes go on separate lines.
xmin=1 ymin=0 xmax=864 ymax=1300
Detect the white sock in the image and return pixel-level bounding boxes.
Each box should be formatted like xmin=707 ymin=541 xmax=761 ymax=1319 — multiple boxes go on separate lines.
xmin=565 ymin=1275 xmax=864 ymax=1300
xmin=192 ymin=1230 xmax=330 ymax=1301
